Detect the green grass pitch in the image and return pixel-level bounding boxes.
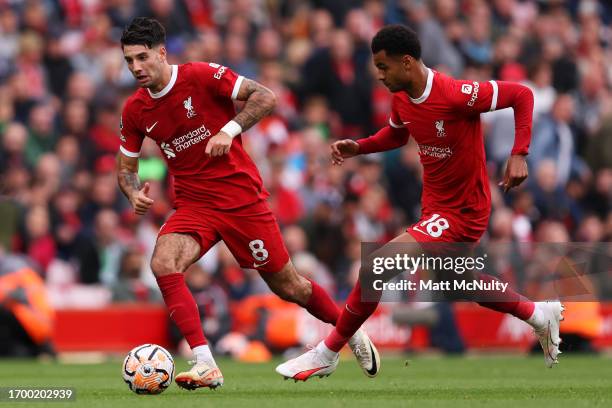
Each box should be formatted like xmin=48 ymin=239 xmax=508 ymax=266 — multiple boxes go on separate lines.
xmin=1 ymin=355 xmax=610 ymax=407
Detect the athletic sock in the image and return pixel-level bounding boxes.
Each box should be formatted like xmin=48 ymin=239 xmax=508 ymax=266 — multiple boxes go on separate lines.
xmin=475 ymin=273 xmax=535 ymax=321
xmin=305 ymin=279 xmax=341 ymax=325
xmin=156 ymin=273 xmax=207 ymax=348
xmin=193 ymin=344 xmax=217 ymax=367
xmin=315 ymin=340 xmax=338 ymax=362
xmin=525 ymin=303 xmax=546 ymax=329
xmin=324 ymin=282 xmax=379 ymax=352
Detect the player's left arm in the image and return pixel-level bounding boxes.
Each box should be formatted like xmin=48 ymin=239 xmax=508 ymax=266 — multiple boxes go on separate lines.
xmin=451 ymin=79 xmax=534 ymax=192
xmin=206 ymin=78 xmax=277 ymax=157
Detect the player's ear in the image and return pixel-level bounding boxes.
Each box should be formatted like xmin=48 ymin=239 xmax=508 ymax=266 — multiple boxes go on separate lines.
xmin=157 ymin=45 xmax=167 ymax=62
xmin=401 ymin=54 xmax=413 ymax=71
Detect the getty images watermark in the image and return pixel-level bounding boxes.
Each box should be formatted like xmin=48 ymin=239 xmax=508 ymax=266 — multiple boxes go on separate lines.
xmin=359 ymin=242 xmax=611 ymax=302
xmin=370 ymin=253 xmax=510 ymax=293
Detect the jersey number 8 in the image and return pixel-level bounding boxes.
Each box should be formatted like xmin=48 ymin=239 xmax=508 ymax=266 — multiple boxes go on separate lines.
xmin=248 ymin=239 xmax=269 ymax=262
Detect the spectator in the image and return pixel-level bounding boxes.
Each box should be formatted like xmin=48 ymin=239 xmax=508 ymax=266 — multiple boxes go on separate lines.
xmin=0 ymin=122 xmax=28 ymax=174
xmin=528 ymin=159 xmax=582 ymax=227
xmin=223 ymin=33 xmax=257 ymax=78
xmin=460 ymin=4 xmax=493 ymax=66
xmin=111 ymin=245 xmax=161 ymax=302
xmin=529 ymin=94 xmax=589 ymax=186
xmin=25 ymin=102 xmax=57 ymax=168
xmin=21 ymin=205 xmax=56 ymax=273
xmin=407 ymin=0 xmax=464 ymax=75
xmin=301 ymin=29 xmax=373 ymax=138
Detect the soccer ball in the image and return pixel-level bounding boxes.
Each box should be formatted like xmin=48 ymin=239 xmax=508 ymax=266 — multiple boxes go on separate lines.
xmin=122 ymin=344 xmax=174 ymax=394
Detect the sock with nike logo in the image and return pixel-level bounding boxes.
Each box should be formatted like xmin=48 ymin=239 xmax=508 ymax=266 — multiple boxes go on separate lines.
xmin=324 ymin=282 xmax=379 ymax=352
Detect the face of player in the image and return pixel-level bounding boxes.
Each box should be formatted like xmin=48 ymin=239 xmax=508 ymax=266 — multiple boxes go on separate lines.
xmin=373 ymin=50 xmax=414 ymax=92
xmin=123 ymin=44 xmax=168 ymax=90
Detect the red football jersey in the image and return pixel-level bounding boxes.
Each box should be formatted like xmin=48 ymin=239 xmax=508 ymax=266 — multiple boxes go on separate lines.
xmin=119 ymin=63 xmax=267 ymax=210
xmin=389 ymin=68 xmax=500 ymax=215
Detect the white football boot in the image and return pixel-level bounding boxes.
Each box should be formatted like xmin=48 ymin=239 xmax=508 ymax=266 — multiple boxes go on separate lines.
xmin=276 ymin=344 xmax=339 ymax=382
xmin=348 ymin=329 xmax=380 ymax=377
xmin=532 ymin=301 xmax=565 ymax=368
xmin=175 ymin=361 xmax=224 ymax=390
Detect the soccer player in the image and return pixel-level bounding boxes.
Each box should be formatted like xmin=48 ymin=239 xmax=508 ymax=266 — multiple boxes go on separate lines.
xmin=116 ymin=17 xmax=378 ymax=390
xmin=276 ymin=25 xmax=564 ymax=380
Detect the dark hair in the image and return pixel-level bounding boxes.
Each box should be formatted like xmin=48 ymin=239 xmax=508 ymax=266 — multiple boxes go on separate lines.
xmin=120 ymin=17 xmax=166 ymax=48
xmin=371 ymin=25 xmax=421 ymax=59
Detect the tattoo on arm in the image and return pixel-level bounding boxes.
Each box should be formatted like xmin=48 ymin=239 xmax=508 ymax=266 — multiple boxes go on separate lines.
xmin=117 ymin=154 xmax=141 ymax=199
xmin=118 ymin=171 xmax=141 ymax=199
xmin=233 ymin=78 xmax=277 ymax=132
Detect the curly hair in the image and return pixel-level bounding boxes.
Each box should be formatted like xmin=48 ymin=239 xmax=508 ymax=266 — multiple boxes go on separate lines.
xmin=120 ymin=17 xmax=166 ymax=48
xmin=371 ymin=25 xmax=421 ymax=59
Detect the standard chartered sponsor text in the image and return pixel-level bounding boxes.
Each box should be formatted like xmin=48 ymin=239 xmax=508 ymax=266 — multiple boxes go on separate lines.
xmin=172 ymin=124 xmax=212 ymax=152
xmin=418 ymin=144 xmax=453 ymax=159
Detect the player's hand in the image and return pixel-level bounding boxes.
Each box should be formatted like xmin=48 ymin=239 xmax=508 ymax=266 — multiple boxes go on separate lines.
xmin=205 ymin=132 xmax=233 ymax=157
xmin=130 ymin=182 xmax=154 ymax=215
xmin=331 ymin=139 xmax=360 ymax=165
xmin=500 ymin=154 xmax=528 ymax=193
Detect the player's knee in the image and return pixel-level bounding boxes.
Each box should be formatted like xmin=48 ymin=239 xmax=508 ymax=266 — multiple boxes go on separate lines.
xmin=150 ymin=256 xmax=178 ymax=277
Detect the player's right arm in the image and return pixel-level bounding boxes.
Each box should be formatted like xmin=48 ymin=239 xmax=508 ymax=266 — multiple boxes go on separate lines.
xmin=116 ymin=103 xmax=154 ymax=215
xmin=116 ymin=154 xmax=153 ymax=215
xmin=331 ymin=98 xmax=409 ymax=165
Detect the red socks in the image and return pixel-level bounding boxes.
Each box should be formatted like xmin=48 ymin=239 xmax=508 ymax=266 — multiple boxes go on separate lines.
xmin=475 ymin=274 xmax=535 ymax=320
xmin=156 ymin=274 xmax=341 ymax=348
xmin=323 ymin=273 xmax=536 ymax=353
xmin=156 ymin=273 xmax=207 ymax=348
xmin=305 ymin=279 xmax=341 ymax=325
xmin=324 ymin=282 xmax=379 ymax=352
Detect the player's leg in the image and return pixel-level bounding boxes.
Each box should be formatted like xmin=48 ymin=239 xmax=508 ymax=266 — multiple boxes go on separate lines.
xmin=258 ymin=260 xmax=340 ymax=325
xmin=467 ymin=271 xmax=564 ymax=367
xmin=434 ymin=212 xmax=564 ymax=368
xmin=214 ymin=202 xmax=341 ymax=325
xmin=218 ymin=203 xmax=380 ymax=377
xmin=152 ymin=211 xmax=224 ymax=390
xmin=151 ymin=233 xmax=205 ymax=352
xmin=259 ymin=260 xmax=378 ymax=377
xmin=276 ymin=230 xmax=421 ymax=380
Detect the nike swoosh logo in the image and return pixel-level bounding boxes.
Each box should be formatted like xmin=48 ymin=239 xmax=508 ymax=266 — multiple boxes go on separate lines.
xmin=146 ymin=122 xmax=158 ymax=133
xmin=253 ymin=260 xmax=270 ymax=268
xmin=365 ymin=343 xmax=378 ymax=376
xmin=402 ymin=121 xmax=411 ymax=125
xmin=345 ymin=304 xmax=360 ymax=315
xmin=197 ymin=369 xmax=211 ymax=377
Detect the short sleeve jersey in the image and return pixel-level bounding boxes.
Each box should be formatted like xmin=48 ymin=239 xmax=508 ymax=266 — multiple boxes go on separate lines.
xmin=119 ymin=63 xmax=267 ymax=210
xmin=389 ymin=68 xmax=501 ymax=215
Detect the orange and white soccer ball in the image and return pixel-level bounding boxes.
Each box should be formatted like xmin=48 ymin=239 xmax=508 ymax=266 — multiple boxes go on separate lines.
xmin=122 ymin=344 xmax=175 ymax=394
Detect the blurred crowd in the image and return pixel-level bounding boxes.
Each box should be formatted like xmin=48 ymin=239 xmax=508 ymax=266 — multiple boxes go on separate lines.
xmin=0 ymin=0 xmax=610 ymax=324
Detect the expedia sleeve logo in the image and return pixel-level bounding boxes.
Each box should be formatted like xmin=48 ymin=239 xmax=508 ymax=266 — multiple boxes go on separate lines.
xmin=118 ymin=117 xmax=126 ymax=142
xmin=467 ymin=81 xmax=480 ymax=106
xmin=208 ymin=62 xmax=227 ymax=79
xmin=213 ymin=66 xmax=227 ymax=80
